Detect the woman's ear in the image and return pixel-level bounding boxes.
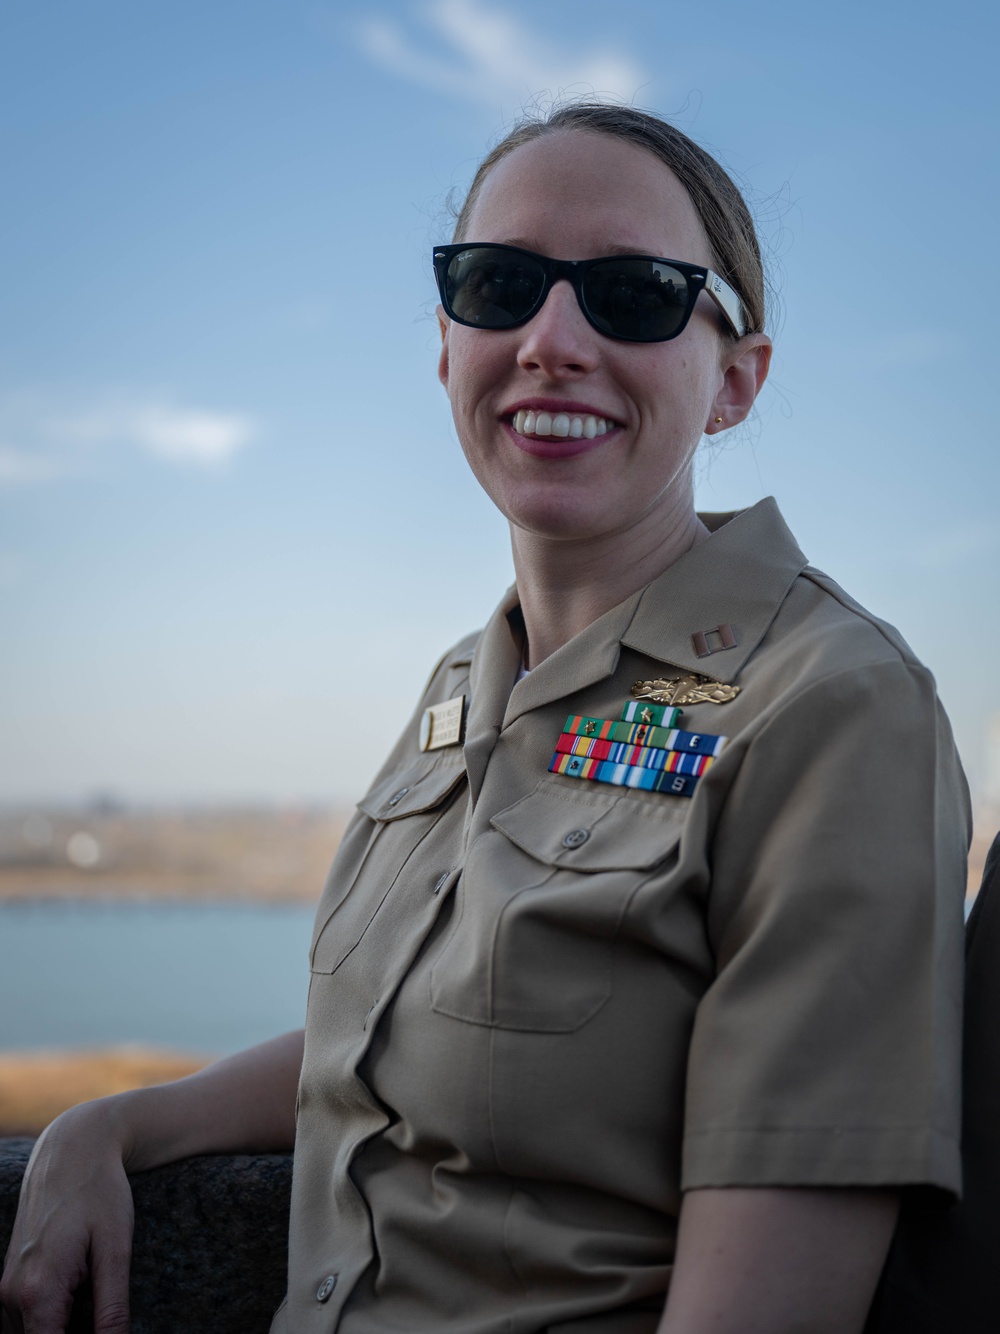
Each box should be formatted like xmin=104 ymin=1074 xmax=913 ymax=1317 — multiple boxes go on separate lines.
xmin=437 ymin=305 xmax=450 ymax=392
xmin=704 ymin=334 xmax=772 ymax=434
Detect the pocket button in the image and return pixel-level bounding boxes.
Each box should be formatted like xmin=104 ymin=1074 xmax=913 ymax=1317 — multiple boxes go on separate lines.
xmin=386 ymin=786 xmax=410 ymax=809
xmin=562 ymin=828 xmax=590 ymax=849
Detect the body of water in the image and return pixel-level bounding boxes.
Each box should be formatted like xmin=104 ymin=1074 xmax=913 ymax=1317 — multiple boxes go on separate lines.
xmin=0 ymin=899 xmax=316 ymax=1054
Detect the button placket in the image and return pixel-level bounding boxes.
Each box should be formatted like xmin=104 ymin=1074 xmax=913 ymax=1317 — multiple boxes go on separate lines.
xmin=363 ymin=997 xmax=382 ymax=1031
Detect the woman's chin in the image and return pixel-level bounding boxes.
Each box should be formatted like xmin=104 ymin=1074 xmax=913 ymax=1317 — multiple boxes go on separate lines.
xmin=503 ymin=492 xmax=627 ymax=545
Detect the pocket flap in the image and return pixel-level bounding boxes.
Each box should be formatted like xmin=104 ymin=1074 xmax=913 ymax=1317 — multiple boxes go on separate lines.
xmin=359 ymin=758 xmax=467 ymax=822
xmin=490 ymin=779 xmax=685 ymax=871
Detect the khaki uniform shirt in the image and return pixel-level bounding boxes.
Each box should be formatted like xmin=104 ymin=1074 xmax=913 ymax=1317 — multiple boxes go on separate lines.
xmin=271 ymin=498 xmax=969 ymax=1334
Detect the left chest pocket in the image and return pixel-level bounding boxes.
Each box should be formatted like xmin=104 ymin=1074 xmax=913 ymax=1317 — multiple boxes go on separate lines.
xmin=430 ymin=778 xmax=686 ymax=1032
xmin=310 ymin=759 xmax=466 ymax=975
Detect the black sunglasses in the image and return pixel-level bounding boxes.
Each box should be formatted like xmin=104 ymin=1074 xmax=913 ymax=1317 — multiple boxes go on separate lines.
xmin=433 ymin=242 xmax=747 ymax=344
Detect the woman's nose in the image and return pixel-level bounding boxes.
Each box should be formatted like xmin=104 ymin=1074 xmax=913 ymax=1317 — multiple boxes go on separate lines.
xmin=515 ymin=280 xmax=601 ymax=378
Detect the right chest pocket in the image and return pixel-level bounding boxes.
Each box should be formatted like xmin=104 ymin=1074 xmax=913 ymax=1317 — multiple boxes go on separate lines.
xmin=430 ymin=779 xmax=687 ymax=1032
xmin=310 ymin=759 xmax=466 ymax=975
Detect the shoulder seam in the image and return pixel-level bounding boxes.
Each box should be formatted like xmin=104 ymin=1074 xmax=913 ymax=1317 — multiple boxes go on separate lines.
xmin=797 ymin=567 xmax=912 ymax=664
xmin=422 ymin=628 xmax=481 ymax=692
xmin=447 ymin=627 xmax=482 ymax=663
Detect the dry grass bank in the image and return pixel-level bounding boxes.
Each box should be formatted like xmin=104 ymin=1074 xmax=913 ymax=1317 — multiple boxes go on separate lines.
xmin=0 ymin=1046 xmax=211 ymax=1136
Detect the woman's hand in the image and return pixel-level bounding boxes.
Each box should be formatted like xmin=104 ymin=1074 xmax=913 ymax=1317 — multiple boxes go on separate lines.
xmin=1 ymin=1028 xmax=304 ymax=1334
xmin=1 ymin=1099 xmax=135 ymax=1334
xmin=658 ymin=1186 xmax=900 ymax=1334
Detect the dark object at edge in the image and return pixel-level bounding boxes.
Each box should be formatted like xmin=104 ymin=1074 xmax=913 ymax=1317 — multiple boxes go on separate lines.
xmin=866 ymin=829 xmax=1000 ymax=1334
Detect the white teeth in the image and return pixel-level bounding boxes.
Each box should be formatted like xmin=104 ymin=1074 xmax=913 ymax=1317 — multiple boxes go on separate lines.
xmin=511 ymin=410 xmax=614 ymax=441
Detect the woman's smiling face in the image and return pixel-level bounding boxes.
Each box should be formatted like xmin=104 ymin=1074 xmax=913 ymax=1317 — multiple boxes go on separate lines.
xmin=438 ymin=129 xmax=765 ymax=545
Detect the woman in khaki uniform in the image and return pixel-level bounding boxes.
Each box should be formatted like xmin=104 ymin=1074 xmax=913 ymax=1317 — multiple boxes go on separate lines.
xmin=2 ymin=104 xmax=969 ymax=1334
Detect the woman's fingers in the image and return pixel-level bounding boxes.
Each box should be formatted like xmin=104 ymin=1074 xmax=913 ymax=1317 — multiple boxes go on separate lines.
xmin=89 ymin=1229 xmax=134 ymax=1334
xmin=1 ymin=1198 xmax=134 ymax=1334
xmin=1 ymin=1210 xmax=134 ymax=1334
xmin=0 ymin=1259 xmax=77 ymax=1334
xmin=0 ymin=1103 xmax=136 ymax=1334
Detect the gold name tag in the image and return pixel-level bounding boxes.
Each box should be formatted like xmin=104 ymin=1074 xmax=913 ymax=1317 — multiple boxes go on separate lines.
xmin=419 ymin=695 xmax=466 ymax=751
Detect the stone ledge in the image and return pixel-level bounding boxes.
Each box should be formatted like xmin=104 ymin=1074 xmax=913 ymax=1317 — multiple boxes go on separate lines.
xmin=0 ymin=1138 xmax=292 ymax=1334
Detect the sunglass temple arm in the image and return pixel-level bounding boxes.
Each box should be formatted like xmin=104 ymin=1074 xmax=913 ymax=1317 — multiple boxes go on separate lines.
xmin=703 ymin=270 xmax=748 ymax=338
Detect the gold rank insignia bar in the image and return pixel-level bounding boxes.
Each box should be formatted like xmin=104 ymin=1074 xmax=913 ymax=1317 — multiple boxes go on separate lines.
xmin=419 ymin=695 xmax=466 ymax=751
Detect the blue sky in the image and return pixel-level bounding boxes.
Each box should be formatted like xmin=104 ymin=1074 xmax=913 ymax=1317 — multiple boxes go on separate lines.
xmin=2 ymin=0 xmax=998 ymax=807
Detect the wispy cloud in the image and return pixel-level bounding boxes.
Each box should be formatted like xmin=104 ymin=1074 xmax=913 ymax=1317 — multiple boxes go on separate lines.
xmin=53 ymin=403 xmax=256 ymax=466
xmin=132 ymin=405 xmax=254 ymax=464
xmin=0 ymin=391 xmax=257 ymax=486
xmin=355 ymin=0 xmax=648 ymax=108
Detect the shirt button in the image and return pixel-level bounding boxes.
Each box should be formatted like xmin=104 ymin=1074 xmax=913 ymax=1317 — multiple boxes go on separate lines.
xmin=387 ymin=786 xmax=409 ymax=807
xmin=562 ymin=828 xmax=590 ymax=849
xmin=316 ymin=1274 xmax=338 ymax=1302
xmin=433 ymin=872 xmax=450 ymax=894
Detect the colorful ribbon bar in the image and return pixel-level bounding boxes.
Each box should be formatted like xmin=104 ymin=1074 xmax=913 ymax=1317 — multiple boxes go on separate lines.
xmin=549 ymin=750 xmax=699 ymax=798
xmin=563 ymin=714 xmax=726 ymax=758
xmin=620 ymin=700 xmax=681 ymax=728
xmin=555 ymin=732 xmax=714 ymax=777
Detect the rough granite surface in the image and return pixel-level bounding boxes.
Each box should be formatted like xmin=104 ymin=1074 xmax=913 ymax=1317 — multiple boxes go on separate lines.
xmin=0 ymin=1138 xmax=292 ymax=1334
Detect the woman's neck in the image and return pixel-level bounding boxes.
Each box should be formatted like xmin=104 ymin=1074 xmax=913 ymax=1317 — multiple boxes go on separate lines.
xmin=511 ymin=496 xmax=709 ymax=669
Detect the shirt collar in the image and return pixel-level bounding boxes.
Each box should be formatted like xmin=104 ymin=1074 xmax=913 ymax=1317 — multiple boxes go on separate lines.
xmin=620 ymin=496 xmax=808 ymax=683
xmin=467 ymin=496 xmax=807 ymax=729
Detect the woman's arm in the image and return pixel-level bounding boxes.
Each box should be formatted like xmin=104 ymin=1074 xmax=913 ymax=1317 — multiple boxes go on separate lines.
xmin=0 ymin=1028 xmax=303 ymax=1334
xmin=113 ymin=1025 xmax=303 ymax=1168
xmin=659 ymin=1186 xmax=899 ymax=1334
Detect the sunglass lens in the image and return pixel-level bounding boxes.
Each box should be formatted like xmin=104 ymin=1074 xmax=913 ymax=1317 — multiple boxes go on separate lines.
xmin=444 ymin=247 xmax=544 ymax=329
xmin=583 ymin=260 xmax=691 ymax=341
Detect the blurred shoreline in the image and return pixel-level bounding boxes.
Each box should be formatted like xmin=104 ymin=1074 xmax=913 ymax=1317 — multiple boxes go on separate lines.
xmin=0 ymin=806 xmax=350 ymax=903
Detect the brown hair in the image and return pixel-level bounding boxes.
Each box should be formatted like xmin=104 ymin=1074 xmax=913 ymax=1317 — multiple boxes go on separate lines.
xmin=452 ymin=102 xmax=766 ymax=337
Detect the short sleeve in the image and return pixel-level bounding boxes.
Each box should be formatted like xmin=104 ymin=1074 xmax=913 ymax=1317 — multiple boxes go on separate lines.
xmin=682 ymin=659 xmax=970 ymax=1198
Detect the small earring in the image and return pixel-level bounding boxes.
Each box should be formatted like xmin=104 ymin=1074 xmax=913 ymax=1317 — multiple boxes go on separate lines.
xmin=714 ymin=416 xmax=723 ymax=424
